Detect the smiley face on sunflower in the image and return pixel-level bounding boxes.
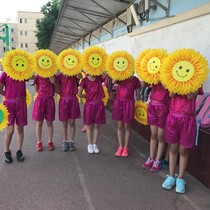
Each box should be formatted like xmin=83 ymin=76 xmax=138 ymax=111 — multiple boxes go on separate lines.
xmin=134 ymin=101 xmax=148 ymax=125
xmin=160 ymin=48 xmax=209 ymax=95
xmin=2 ymin=49 xmax=35 ymax=81
xmin=57 ymin=49 xmax=82 ymax=76
xmin=33 ymin=49 xmax=58 ymax=78
xmin=106 ymin=51 xmax=135 ymax=81
xmin=81 ymin=46 xmax=108 ymax=76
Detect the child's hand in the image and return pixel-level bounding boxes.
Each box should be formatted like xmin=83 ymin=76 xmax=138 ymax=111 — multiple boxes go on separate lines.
xmin=49 ymin=76 xmax=56 ymax=84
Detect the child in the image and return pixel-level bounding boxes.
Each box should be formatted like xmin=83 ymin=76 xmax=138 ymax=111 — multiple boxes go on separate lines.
xmin=162 ymin=88 xmax=203 ymax=193
xmin=78 ymin=74 xmax=107 ymax=154
xmin=113 ymin=76 xmax=141 ymax=157
xmin=32 ymin=75 xmax=56 ymax=151
xmin=55 ymin=72 xmax=82 ymax=151
xmin=0 ymin=72 xmax=27 ymax=163
xmin=142 ymin=82 xmax=170 ymax=172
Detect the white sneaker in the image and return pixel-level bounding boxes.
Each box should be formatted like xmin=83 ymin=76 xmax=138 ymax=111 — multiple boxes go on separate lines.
xmin=87 ymin=144 xmax=94 ymax=154
xmin=92 ymin=144 xmax=100 ymax=154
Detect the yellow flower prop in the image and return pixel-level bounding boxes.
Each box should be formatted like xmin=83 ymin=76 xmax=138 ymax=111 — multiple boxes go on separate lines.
xmin=0 ymin=58 xmax=3 ymax=63
xmin=80 ymin=86 xmax=109 ymax=106
xmin=2 ymin=49 xmax=35 ymax=81
xmin=134 ymin=101 xmax=148 ymax=125
xmin=0 ymin=103 xmax=9 ymax=131
xmin=160 ymin=48 xmax=209 ymax=95
xmin=82 ymin=46 xmax=108 ymax=76
xmin=33 ymin=49 xmax=58 ymax=78
xmin=57 ymin=49 xmax=82 ymax=76
xmin=106 ymin=51 xmax=135 ymax=81
xmin=135 ymin=49 xmax=151 ymax=79
xmin=26 ymin=89 xmax=32 ymax=108
xmin=139 ymin=49 xmax=168 ymax=85
xmin=34 ymin=93 xmax=38 ymax=101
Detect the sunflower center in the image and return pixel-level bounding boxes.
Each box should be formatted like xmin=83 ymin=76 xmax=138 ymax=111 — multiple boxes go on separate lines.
xmin=88 ymin=53 xmax=102 ymax=68
xmin=114 ymin=57 xmax=128 ymax=72
xmin=147 ymin=57 xmax=161 ymax=74
xmin=12 ymin=56 xmax=29 ymax=72
xmin=38 ymin=56 xmax=52 ymax=69
xmin=64 ymin=55 xmax=78 ymax=69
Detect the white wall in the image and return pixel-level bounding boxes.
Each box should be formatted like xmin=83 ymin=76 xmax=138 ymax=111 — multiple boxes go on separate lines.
xmin=98 ymin=14 xmax=210 ymax=92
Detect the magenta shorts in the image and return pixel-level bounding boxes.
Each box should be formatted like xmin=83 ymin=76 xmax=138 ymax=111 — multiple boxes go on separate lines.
xmin=32 ymin=96 xmax=55 ymax=121
xmin=112 ymin=97 xmax=134 ymax=124
xmin=147 ymin=101 xmax=169 ymax=129
xmin=83 ymin=100 xmax=106 ymax=125
xmin=58 ymin=96 xmax=81 ymax=121
xmin=165 ymin=112 xmax=196 ymax=148
xmin=4 ymin=99 xmax=27 ymax=126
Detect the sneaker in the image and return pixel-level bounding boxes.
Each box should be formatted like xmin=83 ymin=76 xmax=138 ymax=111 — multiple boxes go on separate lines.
xmin=151 ymin=159 xmax=162 ymax=172
xmin=36 ymin=142 xmax=43 ymax=152
xmin=162 ymin=175 xmax=176 ymax=190
xmin=122 ymin=147 xmax=129 ymax=157
xmin=16 ymin=150 xmax=25 ymax=162
xmin=5 ymin=151 xmax=13 ymax=164
xmin=115 ymin=147 xmax=123 ymax=157
xmin=81 ymin=125 xmax=87 ymax=133
xmin=175 ymin=178 xmax=186 ymax=194
xmin=92 ymin=144 xmax=99 ymax=154
xmin=48 ymin=141 xmax=54 ymax=151
xmin=69 ymin=141 xmax=76 ymax=152
xmin=142 ymin=157 xmax=153 ymax=169
xmin=87 ymin=144 xmax=94 ymax=154
xmin=62 ymin=141 xmax=69 ymax=152
xmin=162 ymin=159 xmax=169 ymax=168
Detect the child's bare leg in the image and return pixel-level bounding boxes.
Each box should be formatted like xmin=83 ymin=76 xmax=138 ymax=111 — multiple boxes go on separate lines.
xmin=16 ymin=125 xmax=24 ymax=150
xmin=46 ymin=120 xmax=53 ymax=142
xmin=86 ymin=125 xmax=93 ymax=145
xmin=92 ymin=124 xmax=99 ymax=145
xmin=124 ymin=123 xmax=131 ymax=148
xmin=178 ymin=146 xmax=189 ymax=178
xmin=117 ymin=121 xmax=124 ymax=147
xmin=5 ymin=126 xmax=14 ymax=152
xmin=156 ymin=128 xmax=166 ymax=161
xmin=150 ymin=125 xmax=158 ymax=159
xmin=62 ymin=120 xmax=68 ymax=141
xmin=169 ymin=143 xmax=179 ymax=177
xmin=69 ymin=119 xmax=76 ymax=141
xmin=36 ymin=120 xmax=43 ymax=142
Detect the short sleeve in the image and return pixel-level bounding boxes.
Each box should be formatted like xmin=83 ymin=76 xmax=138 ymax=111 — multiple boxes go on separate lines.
xmin=0 ymin=72 xmax=6 ymax=85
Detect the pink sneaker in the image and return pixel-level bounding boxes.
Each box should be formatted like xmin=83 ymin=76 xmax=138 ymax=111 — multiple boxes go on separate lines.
xmin=36 ymin=142 xmax=43 ymax=152
xmin=142 ymin=157 xmax=153 ymax=169
xmin=151 ymin=159 xmax=162 ymax=172
xmin=48 ymin=141 xmax=54 ymax=151
xmin=115 ymin=147 xmax=123 ymax=157
xmin=122 ymin=148 xmax=129 ymax=157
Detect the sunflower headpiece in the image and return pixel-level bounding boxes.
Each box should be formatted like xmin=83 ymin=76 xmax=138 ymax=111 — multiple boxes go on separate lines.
xmin=26 ymin=89 xmax=32 ymax=108
xmin=134 ymin=101 xmax=148 ymax=125
xmin=0 ymin=103 xmax=9 ymax=131
xmin=33 ymin=49 xmax=58 ymax=78
xmin=81 ymin=46 xmax=108 ymax=76
xmin=160 ymin=48 xmax=209 ymax=95
xmin=57 ymin=49 xmax=82 ymax=76
xmin=106 ymin=50 xmax=135 ymax=81
xmin=3 ymin=49 xmax=35 ymax=81
xmin=138 ymin=48 xmax=168 ymax=85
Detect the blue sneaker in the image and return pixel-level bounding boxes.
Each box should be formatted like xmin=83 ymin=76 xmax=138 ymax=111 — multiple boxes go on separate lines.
xmin=175 ymin=178 xmax=186 ymax=194
xmin=162 ymin=175 xmax=176 ymax=190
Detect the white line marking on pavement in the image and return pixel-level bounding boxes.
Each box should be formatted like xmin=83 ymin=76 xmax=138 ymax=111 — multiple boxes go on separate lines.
xmin=73 ymin=153 xmax=96 ymax=210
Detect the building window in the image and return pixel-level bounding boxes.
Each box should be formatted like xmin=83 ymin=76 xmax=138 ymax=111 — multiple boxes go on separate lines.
xmin=20 ymin=43 xmax=23 ymax=48
xmin=20 ymin=18 xmax=22 ymax=23
xmin=25 ymin=43 xmax=28 ymax=48
xmin=3 ymin=47 xmax=6 ymax=52
xmin=25 ymin=31 xmax=28 ymax=36
xmin=24 ymin=18 xmax=27 ymax=23
xmin=11 ymin=28 xmax=15 ymax=34
xmin=11 ymin=38 xmax=15 ymax=43
xmin=3 ymin=40 xmax=5 ymax=43
xmin=20 ymin=31 xmax=23 ymax=36
xmin=12 ymin=47 xmax=16 ymax=50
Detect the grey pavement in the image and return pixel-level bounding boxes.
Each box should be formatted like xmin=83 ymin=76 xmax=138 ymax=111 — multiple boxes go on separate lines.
xmin=0 ymin=84 xmax=210 ymax=210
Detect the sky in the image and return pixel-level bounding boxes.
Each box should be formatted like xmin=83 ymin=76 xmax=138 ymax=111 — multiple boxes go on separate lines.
xmin=0 ymin=0 xmax=50 ymax=22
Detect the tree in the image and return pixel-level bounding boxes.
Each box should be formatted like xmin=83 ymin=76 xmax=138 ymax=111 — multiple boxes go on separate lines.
xmin=35 ymin=0 xmax=61 ymax=49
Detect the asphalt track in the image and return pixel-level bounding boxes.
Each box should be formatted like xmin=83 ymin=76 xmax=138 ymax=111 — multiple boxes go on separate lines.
xmin=0 ymin=84 xmax=210 ymax=210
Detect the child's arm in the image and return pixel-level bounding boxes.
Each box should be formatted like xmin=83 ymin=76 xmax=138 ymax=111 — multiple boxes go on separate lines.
xmin=78 ymin=86 xmax=86 ymax=98
xmin=0 ymin=83 xmax=5 ymax=96
xmin=49 ymin=76 xmax=56 ymax=84
xmin=187 ymin=91 xmax=198 ymax=99
xmin=76 ymin=73 xmax=82 ymax=80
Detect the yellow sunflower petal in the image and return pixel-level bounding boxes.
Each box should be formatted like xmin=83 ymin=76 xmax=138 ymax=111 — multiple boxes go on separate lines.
xmin=106 ymin=51 xmax=134 ymax=81
xmin=26 ymin=89 xmax=32 ymax=108
xmin=139 ymin=48 xmax=168 ymax=85
xmin=33 ymin=49 xmax=58 ymax=78
xmin=160 ymin=48 xmax=209 ymax=95
xmin=57 ymin=49 xmax=82 ymax=76
xmin=102 ymin=86 xmax=109 ymax=106
xmin=3 ymin=49 xmax=35 ymax=81
xmin=134 ymin=101 xmax=148 ymax=125
xmin=0 ymin=103 xmax=9 ymax=131
xmin=82 ymin=46 xmax=108 ymax=76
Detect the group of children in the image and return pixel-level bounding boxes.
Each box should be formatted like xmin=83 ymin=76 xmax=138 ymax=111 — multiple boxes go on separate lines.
xmin=0 ymin=58 xmax=203 ymax=196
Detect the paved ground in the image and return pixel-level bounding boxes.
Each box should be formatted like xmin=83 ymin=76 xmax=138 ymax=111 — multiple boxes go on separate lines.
xmin=0 ymin=84 xmax=210 ymax=210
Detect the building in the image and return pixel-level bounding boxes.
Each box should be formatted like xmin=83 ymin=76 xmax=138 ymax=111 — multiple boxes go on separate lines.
xmin=0 ymin=11 xmax=43 ymax=59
